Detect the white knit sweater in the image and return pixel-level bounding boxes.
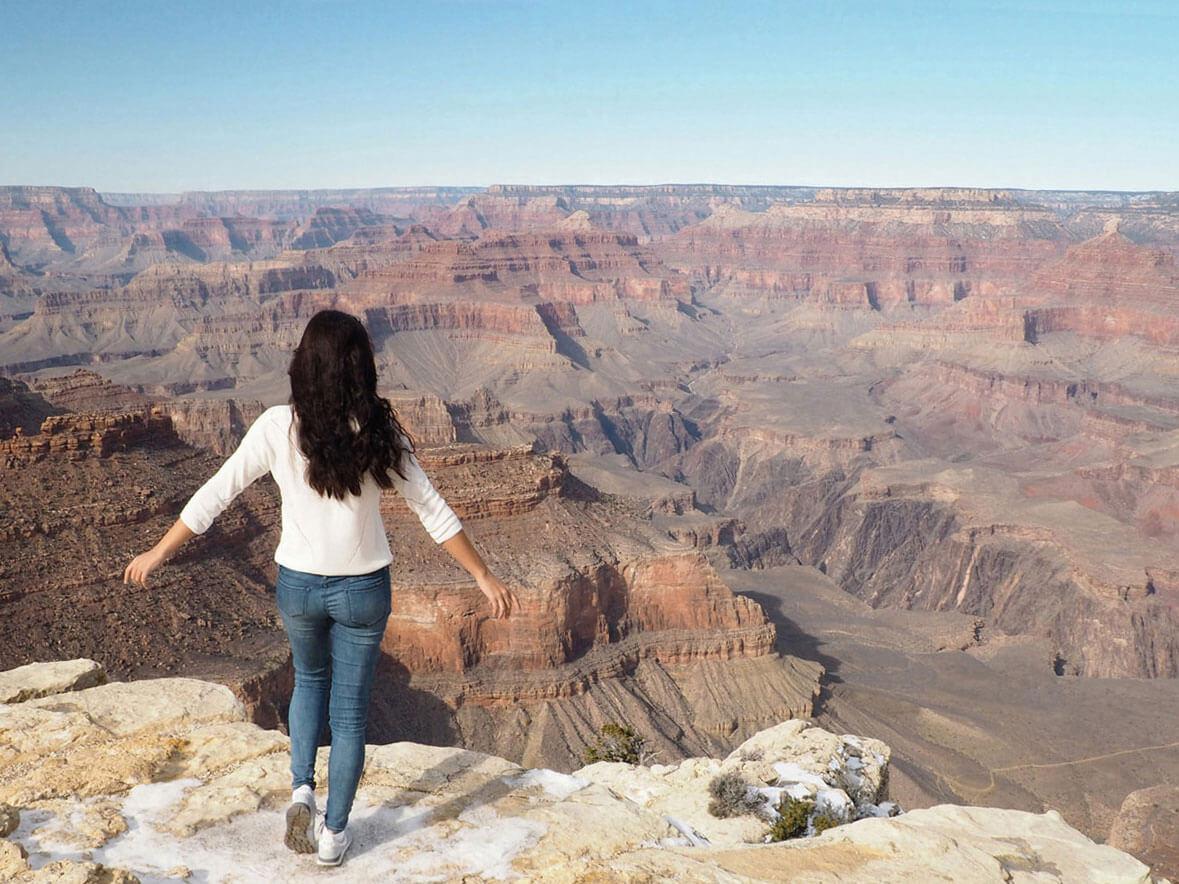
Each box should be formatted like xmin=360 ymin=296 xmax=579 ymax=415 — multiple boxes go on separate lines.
xmin=179 ymin=405 xmax=462 ymax=575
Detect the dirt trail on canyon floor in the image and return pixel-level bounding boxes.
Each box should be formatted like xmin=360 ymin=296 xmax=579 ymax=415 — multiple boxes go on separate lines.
xmin=725 ymin=562 xmax=1179 ymax=844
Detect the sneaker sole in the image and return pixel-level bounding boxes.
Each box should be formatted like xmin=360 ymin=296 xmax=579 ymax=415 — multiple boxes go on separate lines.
xmin=284 ymin=803 xmax=316 ymax=854
xmin=317 ymin=835 xmax=350 ymax=866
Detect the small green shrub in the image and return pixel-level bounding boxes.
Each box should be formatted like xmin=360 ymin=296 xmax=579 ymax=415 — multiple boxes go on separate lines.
xmin=582 ymin=723 xmax=647 ymax=765
xmin=811 ymin=813 xmax=840 ymax=835
xmin=707 ymin=771 xmax=766 ymax=819
xmin=766 ymin=795 xmax=813 ymax=841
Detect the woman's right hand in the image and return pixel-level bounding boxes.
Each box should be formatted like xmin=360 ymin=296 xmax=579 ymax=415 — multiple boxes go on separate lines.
xmin=476 ymin=570 xmax=519 ymax=620
xmin=123 ymin=519 xmax=196 ymax=587
xmin=124 ymin=548 xmax=164 ymax=587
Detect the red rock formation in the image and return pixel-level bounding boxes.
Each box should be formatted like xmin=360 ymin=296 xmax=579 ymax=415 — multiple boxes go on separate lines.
xmin=0 ymin=187 xmax=129 ymax=261
xmin=478 ymin=183 xmax=816 ymax=237
xmin=424 ymin=194 xmax=573 ymax=238
xmin=0 ymin=378 xmax=64 ymax=438
xmin=170 ymin=187 xmax=477 ymax=220
xmin=290 ymin=206 xmax=382 ymax=250
xmin=867 ymin=231 xmax=1179 ymax=352
xmin=0 ymin=376 xmax=799 ymax=771
xmin=297 ymin=224 xmax=439 ymax=281
xmin=161 ymin=398 xmax=267 ymax=455
xmin=377 ymin=445 xmax=775 ymax=680
xmin=166 ymin=217 xmax=295 ymax=262
xmin=1022 ymin=231 xmax=1179 ymax=345
xmin=342 ymin=229 xmax=689 ymax=306
xmin=661 ymin=190 xmax=1069 ymax=311
xmin=385 ymin=391 xmax=457 ymax=447
xmin=0 ymin=408 xmax=175 ymax=466
xmin=32 ymin=368 xmax=154 ymax=414
xmin=0 ymin=408 xmax=283 ymax=681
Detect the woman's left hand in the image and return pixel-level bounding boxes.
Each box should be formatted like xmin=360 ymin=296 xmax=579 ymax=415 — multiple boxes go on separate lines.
xmin=476 ymin=571 xmax=518 ymax=619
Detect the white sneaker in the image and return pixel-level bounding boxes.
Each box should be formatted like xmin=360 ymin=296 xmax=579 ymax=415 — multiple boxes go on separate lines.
xmin=283 ymin=785 xmax=316 ymax=854
xmin=316 ymin=817 xmax=352 ymax=867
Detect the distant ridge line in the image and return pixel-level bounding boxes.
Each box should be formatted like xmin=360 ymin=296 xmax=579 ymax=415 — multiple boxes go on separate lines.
xmin=101 ymin=186 xmax=483 ymax=208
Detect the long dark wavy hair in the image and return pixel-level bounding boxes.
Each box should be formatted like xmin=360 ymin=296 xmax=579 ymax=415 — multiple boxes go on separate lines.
xmin=288 ymin=310 xmax=413 ymax=499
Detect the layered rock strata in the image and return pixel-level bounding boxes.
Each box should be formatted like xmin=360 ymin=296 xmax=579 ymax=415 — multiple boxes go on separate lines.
xmin=0 ymin=375 xmax=813 ymax=771
xmin=374 ymin=443 xmax=812 ymax=768
xmin=660 ymin=190 xmax=1070 ymax=311
xmin=0 ymin=399 xmax=285 ymax=687
xmin=6 ymin=184 xmax=1179 ymax=874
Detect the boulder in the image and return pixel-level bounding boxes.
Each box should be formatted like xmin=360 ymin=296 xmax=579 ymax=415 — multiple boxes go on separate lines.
xmin=1109 ymin=784 xmax=1179 ymax=884
xmin=0 ymin=659 xmax=106 ymax=704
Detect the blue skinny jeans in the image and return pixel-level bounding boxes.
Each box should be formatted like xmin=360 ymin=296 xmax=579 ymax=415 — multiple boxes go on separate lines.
xmin=276 ymin=564 xmax=391 ymax=832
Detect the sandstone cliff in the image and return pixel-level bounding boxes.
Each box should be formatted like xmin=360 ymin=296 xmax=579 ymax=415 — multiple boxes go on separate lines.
xmin=0 ymin=400 xmax=287 ymax=712
xmin=289 ymin=206 xmax=383 ymax=250
xmin=660 ymin=190 xmax=1069 ymax=311
xmin=373 ymin=443 xmax=814 ymax=769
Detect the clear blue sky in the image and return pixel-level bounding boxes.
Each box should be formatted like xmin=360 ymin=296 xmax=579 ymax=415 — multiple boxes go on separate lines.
xmin=2 ymin=0 xmax=1176 ymax=192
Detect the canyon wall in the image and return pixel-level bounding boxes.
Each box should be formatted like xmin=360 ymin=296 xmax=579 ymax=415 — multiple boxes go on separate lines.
xmin=0 ymin=371 xmax=816 ymax=771
xmin=8 ymin=187 xmax=1179 ymax=685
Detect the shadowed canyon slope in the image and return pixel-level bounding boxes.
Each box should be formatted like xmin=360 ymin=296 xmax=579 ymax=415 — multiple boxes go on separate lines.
xmin=4 ymin=183 xmax=1179 ymax=875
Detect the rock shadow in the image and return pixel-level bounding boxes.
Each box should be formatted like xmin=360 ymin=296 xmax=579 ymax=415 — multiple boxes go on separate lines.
xmin=276 ymin=653 xmax=459 ymax=753
xmin=737 ymin=588 xmax=844 ymax=717
xmin=343 ymin=762 xmax=521 ymax=862
xmin=366 ymin=654 xmax=460 ymax=748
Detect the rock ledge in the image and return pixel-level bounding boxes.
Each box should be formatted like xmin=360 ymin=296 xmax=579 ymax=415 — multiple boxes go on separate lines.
xmin=0 ymin=662 xmax=1159 ymax=883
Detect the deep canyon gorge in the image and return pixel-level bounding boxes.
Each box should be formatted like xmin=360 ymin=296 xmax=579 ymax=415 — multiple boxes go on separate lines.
xmin=4 ymin=182 xmax=1179 ymax=876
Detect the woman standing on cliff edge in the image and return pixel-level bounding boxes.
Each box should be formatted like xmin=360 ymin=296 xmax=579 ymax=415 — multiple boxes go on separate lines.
xmin=124 ymin=309 xmax=517 ymax=867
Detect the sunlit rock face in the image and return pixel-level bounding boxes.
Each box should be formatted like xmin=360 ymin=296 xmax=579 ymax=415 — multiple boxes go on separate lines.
xmin=1110 ymin=784 xmax=1179 ymax=882
xmin=0 ymin=663 xmax=1153 ymax=884
xmin=659 ymin=188 xmax=1072 ymax=310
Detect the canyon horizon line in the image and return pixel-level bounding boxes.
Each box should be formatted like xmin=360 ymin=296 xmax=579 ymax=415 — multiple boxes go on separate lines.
xmin=7 ymin=181 xmax=1176 ymax=195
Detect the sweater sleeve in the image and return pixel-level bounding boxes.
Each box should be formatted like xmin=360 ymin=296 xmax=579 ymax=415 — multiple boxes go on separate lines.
xmin=179 ymin=410 xmax=276 ymax=535
xmin=392 ymin=449 xmax=463 ymax=544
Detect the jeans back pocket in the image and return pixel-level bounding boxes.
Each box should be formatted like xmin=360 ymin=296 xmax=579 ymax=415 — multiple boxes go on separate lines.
xmin=276 ymin=565 xmax=314 ymax=618
xmin=342 ymin=569 xmax=392 ymax=628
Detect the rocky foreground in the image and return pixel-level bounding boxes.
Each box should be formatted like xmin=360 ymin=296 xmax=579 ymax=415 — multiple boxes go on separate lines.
xmin=0 ymin=661 xmax=1158 ymax=883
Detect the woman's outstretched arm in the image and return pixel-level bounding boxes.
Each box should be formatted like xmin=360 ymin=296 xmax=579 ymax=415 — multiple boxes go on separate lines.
xmin=124 ymin=518 xmax=196 ymax=587
xmin=124 ymin=409 xmax=278 ymax=588
xmin=440 ymin=529 xmax=518 ymax=619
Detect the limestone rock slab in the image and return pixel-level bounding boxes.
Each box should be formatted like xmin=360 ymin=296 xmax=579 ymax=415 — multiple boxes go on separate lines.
xmin=0 ymin=677 xmax=248 ymax=805
xmin=0 ymin=659 xmax=106 ymax=704
xmin=575 ymin=719 xmax=893 ymax=846
xmin=0 ymin=671 xmax=1155 ymax=884
xmin=18 ymin=678 xmax=246 ymax=736
xmin=0 ymin=801 xmax=18 ymax=835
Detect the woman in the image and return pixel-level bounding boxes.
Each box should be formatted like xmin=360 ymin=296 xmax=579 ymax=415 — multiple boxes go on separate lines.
xmin=124 ymin=309 xmax=517 ymax=867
